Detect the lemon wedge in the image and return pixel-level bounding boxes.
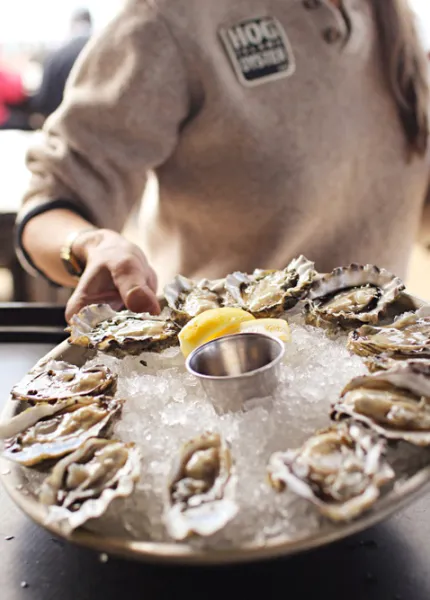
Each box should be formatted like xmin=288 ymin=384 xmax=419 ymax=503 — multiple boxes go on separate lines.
xmin=179 ymin=307 xmax=255 ymax=357
xmin=238 ymin=318 xmax=291 ymax=342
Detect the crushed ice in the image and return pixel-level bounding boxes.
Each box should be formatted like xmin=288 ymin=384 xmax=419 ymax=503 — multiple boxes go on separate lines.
xmin=86 ymin=318 xmax=371 ymax=546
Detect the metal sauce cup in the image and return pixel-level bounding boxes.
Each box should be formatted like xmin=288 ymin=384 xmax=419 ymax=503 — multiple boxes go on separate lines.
xmin=185 ymin=332 xmax=285 ymax=414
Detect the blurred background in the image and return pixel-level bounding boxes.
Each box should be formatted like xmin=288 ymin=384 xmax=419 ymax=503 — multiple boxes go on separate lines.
xmin=0 ymin=1 xmax=430 ymax=305
xmin=0 ymin=1 xmax=124 ymax=304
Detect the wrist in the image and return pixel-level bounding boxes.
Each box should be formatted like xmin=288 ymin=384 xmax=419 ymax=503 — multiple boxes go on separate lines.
xmin=71 ymin=228 xmax=104 ymax=265
xmin=62 ymin=229 xmax=123 ymax=279
xmin=60 ymin=227 xmax=100 ymax=280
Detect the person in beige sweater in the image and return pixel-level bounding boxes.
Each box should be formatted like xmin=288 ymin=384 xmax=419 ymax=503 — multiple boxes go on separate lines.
xmin=15 ymin=0 xmax=430 ymax=320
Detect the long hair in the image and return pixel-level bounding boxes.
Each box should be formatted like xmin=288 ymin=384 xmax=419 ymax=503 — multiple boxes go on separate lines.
xmin=372 ymin=0 xmax=429 ymax=155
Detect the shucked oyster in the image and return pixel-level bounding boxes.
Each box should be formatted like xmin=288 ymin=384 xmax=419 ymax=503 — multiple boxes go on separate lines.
xmin=164 ymin=275 xmax=226 ymax=324
xmin=165 ymin=432 xmax=238 ymax=540
xmin=67 ymin=304 xmax=179 ymax=356
xmin=268 ymin=423 xmax=394 ymax=521
xmin=305 ymin=264 xmax=404 ymax=330
xmin=2 ymin=396 xmax=123 ymax=466
xmin=40 ymin=438 xmax=140 ymax=534
xmin=348 ymin=306 xmax=430 ymax=366
xmin=11 ymin=360 xmax=116 ymax=403
xmin=225 ymin=255 xmax=316 ymax=317
xmin=0 ymin=397 xmax=94 ymax=440
xmin=361 ymin=355 xmax=399 ymax=373
xmin=332 ymin=360 xmax=430 ymax=446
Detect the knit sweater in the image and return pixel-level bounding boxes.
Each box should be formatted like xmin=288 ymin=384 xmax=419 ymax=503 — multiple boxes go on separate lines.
xmin=19 ymin=0 xmax=430 ymax=288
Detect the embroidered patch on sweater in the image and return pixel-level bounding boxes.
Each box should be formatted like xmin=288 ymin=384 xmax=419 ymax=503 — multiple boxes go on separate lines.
xmin=219 ymin=16 xmax=295 ymax=87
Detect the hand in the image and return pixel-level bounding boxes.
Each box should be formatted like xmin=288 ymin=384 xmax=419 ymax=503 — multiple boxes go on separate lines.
xmin=65 ymin=229 xmax=160 ymax=322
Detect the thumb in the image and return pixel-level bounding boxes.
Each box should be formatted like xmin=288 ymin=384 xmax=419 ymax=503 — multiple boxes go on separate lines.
xmin=111 ymin=260 xmax=160 ymax=315
xmin=125 ymin=284 xmax=161 ymax=315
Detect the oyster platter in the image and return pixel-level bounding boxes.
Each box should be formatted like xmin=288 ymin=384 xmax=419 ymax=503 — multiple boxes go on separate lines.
xmin=2 ymin=257 xmax=430 ymax=564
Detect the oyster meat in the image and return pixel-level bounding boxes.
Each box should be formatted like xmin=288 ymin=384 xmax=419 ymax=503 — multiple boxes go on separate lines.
xmin=305 ymin=264 xmax=404 ymax=330
xmin=224 ymin=255 xmax=316 ymax=317
xmin=268 ymin=423 xmax=394 ymax=521
xmin=332 ymin=360 xmax=430 ymax=446
xmin=11 ymin=360 xmax=116 ymax=403
xmin=164 ymin=275 xmax=226 ymax=324
xmin=67 ymin=304 xmax=179 ymax=356
xmin=165 ymin=432 xmax=238 ymax=540
xmin=0 ymin=397 xmax=92 ymax=440
xmin=348 ymin=306 xmax=430 ymax=364
xmin=39 ymin=438 xmax=141 ymax=534
xmin=361 ymin=355 xmax=399 ymax=373
xmin=2 ymin=396 xmax=123 ymax=466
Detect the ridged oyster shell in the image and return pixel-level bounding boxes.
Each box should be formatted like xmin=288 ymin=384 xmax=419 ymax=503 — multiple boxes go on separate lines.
xmin=268 ymin=423 xmax=394 ymax=521
xmin=164 ymin=275 xmax=226 ymax=324
xmin=11 ymin=360 xmax=116 ymax=403
xmin=332 ymin=360 xmax=430 ymax=446
xmin=1 ymin=396 xmax=123 ymax=466
xmin=39 ymin=438 xmax=140 ymax=534
xmin=67 ymin=304 xmax=179 ymax=356
xmin=348 ymin=306 xmax=430 ymax=363
xmin=225 ymin=255 xmax=316 ymax=317
xmin=305 ymin=264 xmax=404 ymax=330
xmin=361 ymin=355 xmax=399 ymax=373
xmin=165 ymin=432 xmax=238 ymax=540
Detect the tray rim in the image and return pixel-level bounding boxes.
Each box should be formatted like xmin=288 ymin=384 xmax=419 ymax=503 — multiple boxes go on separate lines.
xmin=2 ymin=293 xmax=430 ymax=565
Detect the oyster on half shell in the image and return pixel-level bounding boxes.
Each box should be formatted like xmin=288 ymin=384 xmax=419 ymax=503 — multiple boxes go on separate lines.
xmin=164 ymin=275 xmax=226 ymax=324
xmin=2 ymin=396 xmax=123 ymax=466
xmin=348 ymin=306 xmax=430 ymax=364
xmin=39 ymin=438 xmax=140 ymax=534
xmin=165 ymin=432 xmax=238 ymax=540
xmin=332 ymin=360 xmax=430 ymax=446
xmin=67 ymin=304 xmax=179 ymax=356
xmin=0 ymin=396 xmax=94 ymax=440
xmin=268 ymin=423 xmax=394 ymax=522
xmin=305 ymin=264 xmax=404 ymax=330
xmin=11 ymin=360 xmax=116 ymax=403
xmin=224 ymin=255 xmax=316 ymax=317
xmin=361 ymin=355 xmax=399 ymax=373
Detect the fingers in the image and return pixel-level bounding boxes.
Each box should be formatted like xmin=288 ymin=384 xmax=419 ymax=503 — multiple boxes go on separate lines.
xmin=65 ymin=295 xmax=79 ymax=324
xmin=111 ymin=258 xmax=161 ymax=315
xmin=146 ymin=266 xmax=158 ymax=294
xmin=66 ymin=280 xmax=159 ymax=323
xmin=65 ymin=280 xmax=121 ymax=323
xmin=64 ymin=233 xmax=161 ymax=321
xmin=125 ymin=284 xmax=161 ymax=314
xmin=65 ymin=261 xmax=119 ymax=322
xmin=65 ymin=283 xmax=88 ymax=324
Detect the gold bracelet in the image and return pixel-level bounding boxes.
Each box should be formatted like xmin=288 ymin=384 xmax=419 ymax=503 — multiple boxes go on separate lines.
xmin=60 ymin=228 xmax=96 ymax=279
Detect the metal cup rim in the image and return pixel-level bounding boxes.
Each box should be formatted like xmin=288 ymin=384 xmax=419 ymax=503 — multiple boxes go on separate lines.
xmin=185 ymin=332 xmax=285 ymax=381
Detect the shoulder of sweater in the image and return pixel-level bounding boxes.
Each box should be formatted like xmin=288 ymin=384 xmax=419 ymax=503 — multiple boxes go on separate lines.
xmin=131 ymin=0 xmax=202 ymax=26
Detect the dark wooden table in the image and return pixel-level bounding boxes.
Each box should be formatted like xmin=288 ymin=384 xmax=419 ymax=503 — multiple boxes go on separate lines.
xmin=1 ymin=341 xmax=430 ymax=600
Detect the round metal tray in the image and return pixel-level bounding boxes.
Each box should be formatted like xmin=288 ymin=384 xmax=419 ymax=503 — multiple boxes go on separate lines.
xmin=1 ymin=293 xmax=430 ymax=565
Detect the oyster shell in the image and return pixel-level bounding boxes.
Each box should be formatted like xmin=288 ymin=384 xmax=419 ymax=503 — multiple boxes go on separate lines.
xmin=224 ymin=255 xmax=316 ymax=317
xmin=39 ymin=438 xmax=140 ymax=534
xmin=165 ymin=432 xmax=238 ymax=540
xmin=11 ymin=360 xmax=116 ymax=403
xmin=332 ymin=360 xmax=430 ymax=446
xmin=164 ymin=275 xmax=226 ymax=324
xmin=362 ymin=355 xmax=399 ymax=373
xmin=305 ymin=264 xmax=404 ymax=330
xmin=268 ymin=423 xmax=394 ymax=521
xmin=347 ymin=306 xmax=430 ymax=361
xmin=67 ymin=304 xmax=179 ymax=356
xmin=0 ymin=397 xmax=91 ymax=440
xmin=2 ymin=396 xmax=123 ymax=466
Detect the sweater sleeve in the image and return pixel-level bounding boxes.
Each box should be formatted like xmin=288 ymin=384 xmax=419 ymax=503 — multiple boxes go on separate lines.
xmin=19 ymin=0 xmax=190 ymax=232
